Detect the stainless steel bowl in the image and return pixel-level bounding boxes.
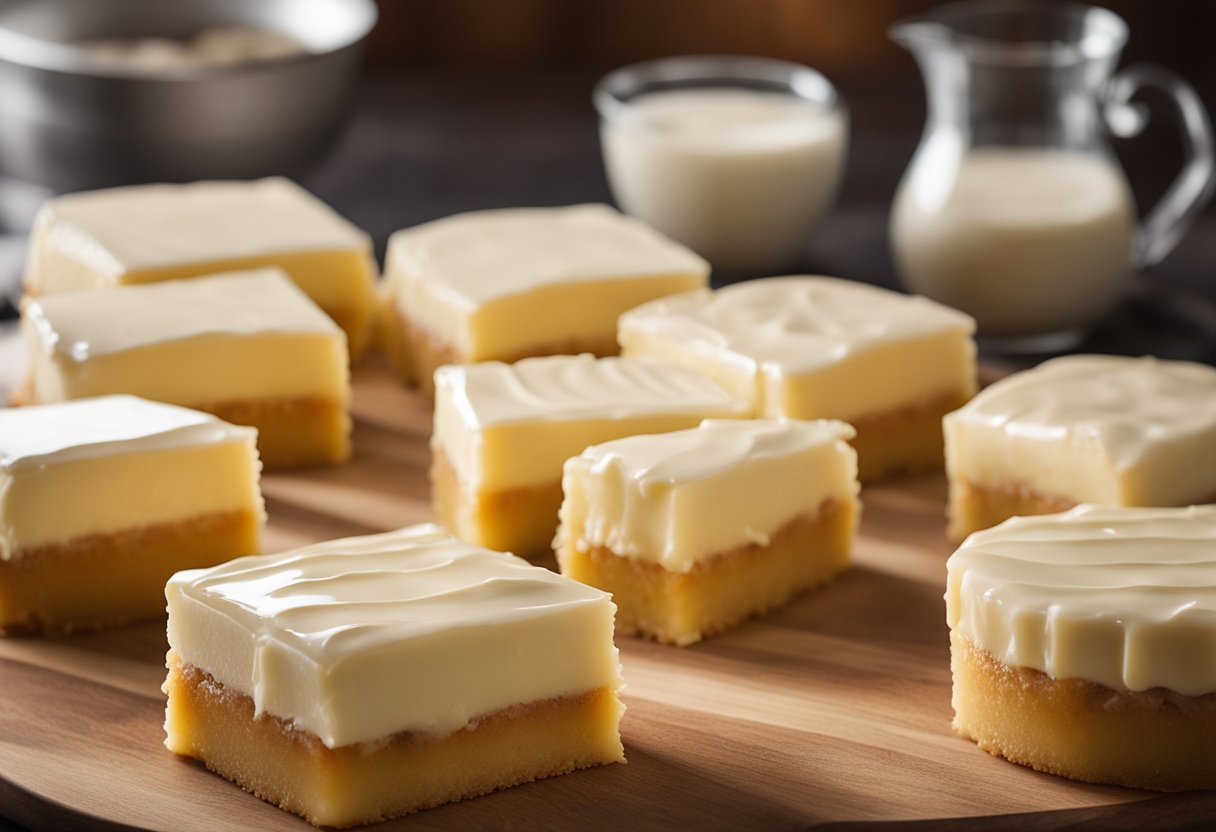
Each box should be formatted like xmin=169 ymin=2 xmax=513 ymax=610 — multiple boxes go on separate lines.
xmin=0 ymin=0 xmax=377 ymax=191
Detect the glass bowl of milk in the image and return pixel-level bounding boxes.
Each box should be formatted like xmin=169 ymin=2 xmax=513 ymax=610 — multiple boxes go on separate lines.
xmin=595 ymin=55 xmax=847 ymax=275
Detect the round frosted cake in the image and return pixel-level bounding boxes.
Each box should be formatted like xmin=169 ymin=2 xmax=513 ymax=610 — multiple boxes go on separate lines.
xmin=945 ymin=504 xmax=1216 ymax=790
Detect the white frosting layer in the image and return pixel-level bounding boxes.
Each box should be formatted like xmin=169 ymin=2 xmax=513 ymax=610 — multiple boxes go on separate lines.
xmin=383 ymin=204 xmax=708 ymax=358
xmin=1 ymin=396 xmax=262 ymax=557
xmin=25 ymin=268 xmax=338 ymax=359
xmin=618 ymin=275 xmax=977 ymax=419
xmin=433 ymin=354 xmax=753 ymax=491
xmin=26 ymin=177 xmax=370 ymax=291
xmin=946 ymin=504 xmax=1216 ymax=696
xmin=944 ymin=355 xmax=1216 ymax=505
xmin=557 ymin=418 xmax=859 ymax=571
xmin=386 ymin=204 xmax=707 ymax=308
xmin=0 ymin=395 xmax=253 ymax=471
xmin=22 ymin=269 xmax=349 ymax=404
xmin=166 ymin=524 xmax=621 ymax=748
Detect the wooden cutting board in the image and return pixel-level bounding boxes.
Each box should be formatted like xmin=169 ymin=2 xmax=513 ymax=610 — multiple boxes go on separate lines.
xmin=0 ymin=362 xmax=1212 ymax=831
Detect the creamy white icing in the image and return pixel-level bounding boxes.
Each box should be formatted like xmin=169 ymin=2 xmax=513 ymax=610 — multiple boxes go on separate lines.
xmin=21 ymin=269 xmax=350 ymax=405
xmin=0 ymin=396 xmax=262 ymax=558
xmin=557 ymin=418 xmax=859 ymax=571
xmin=166 ymin=524 xmax=622 ymax=748
xmin=24 ymin=269 xmax=339 ymax=360
xmin=618 ymin=275 xmax=976 ymax=419
xmin=946 ymin=504 xmax=1216 ymax=696
xmin=386 ymin=204 xmax=708 ymax=308
xmin=26 ymin=177 xmax=371 ymax=289
xmin=432 ymin=354 xmax=753 ymax=491
xmin=944 ymin=355 xmax=1216 ymax=507
xmin=0 ymin=395 xmax=253 ymax=471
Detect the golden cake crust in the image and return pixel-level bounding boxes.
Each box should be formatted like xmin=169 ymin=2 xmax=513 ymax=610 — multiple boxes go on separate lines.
xmin=0 ymin=508 xmax=260 ymax=635
xmin=849 ymin=388 xmax=972 ymax=482
xmin=558 ymin=500 xmax=853 ymax=646
xmin=946 ymin=480 xmax=1077 ymax=542
xmin=430 ymin=447 xmax=565 ymax=559
xmin=164 ymin=652 xmax=624 ymax=828
xmin=951 ymin=630 xmax=1216 ymax=791
xmin=203 ymin=394 xmax=350 ymax=470
xmin=946 ymin=480 xmax=1216 ymax=542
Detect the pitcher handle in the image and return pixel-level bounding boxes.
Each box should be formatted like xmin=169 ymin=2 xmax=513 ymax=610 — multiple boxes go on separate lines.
xmin=1103 ymin=64 xmax=1216 ymax=269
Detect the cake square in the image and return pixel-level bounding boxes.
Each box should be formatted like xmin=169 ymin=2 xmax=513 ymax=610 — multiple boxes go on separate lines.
xmin=24 ymin=177 xmax=378 ymax=356
xmin=946 ymin=504 xmax=1216 ymax=790
xmin=0 ymin=395 xmax=263 ymax=635
xmin=19 ymin=268 xmax=351 ymax=470
xmin=555 ymin=418 xmax=859 ymax=646
xmin=432 ymin=354 xmax=752 ymax=559
xmin=618 ymin=275 xmax=978 ymax=481
xmin=164 ymin=524 xmax=625 ymax=827
xmin=380 ymin=204 xmax=709 ymax=394
xmin=943 ymin=354 xmax=1216 ymax=541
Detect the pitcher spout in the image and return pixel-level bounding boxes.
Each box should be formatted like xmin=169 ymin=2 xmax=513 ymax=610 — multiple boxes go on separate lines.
xmin=888 ymin=19 xmax=953 ymax=57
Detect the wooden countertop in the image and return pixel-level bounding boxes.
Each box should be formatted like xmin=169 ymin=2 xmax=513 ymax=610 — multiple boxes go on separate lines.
xmin=2 ymin=361 xmax=1215 ymax=831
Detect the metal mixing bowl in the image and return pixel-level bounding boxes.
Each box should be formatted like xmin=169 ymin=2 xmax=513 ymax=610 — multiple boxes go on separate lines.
xmin=0 ymin=0 xmax=377 ymax=191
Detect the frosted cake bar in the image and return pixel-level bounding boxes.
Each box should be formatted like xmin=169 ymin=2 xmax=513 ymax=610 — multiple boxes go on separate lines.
xmin=947 ymin=504 xmax=1216 ymax=790
xmin=164 ymin=524 xmax=625 ymax=826
xmin=0 ymin=396 xmax=263 ymax=634
xmin=380 ymin=204 xmax=709 ymax=394
xmin=944 ymin=355 xmax=1216 ymax=540
xmin=556 ymin=418 xmax=859 ymax=645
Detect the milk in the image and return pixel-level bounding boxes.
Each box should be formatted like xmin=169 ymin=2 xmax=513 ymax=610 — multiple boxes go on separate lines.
xmin=891 ymin=148 xmax=1136 ymax=338
xmin=600 ymin=88 xmax=846 ymax=273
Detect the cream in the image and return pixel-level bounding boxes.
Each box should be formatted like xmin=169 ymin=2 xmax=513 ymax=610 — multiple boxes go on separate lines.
xmin=618 ymin=275 xmax=977 ymax=420
xmin=946 ymin=504 xmax=1216 ymax=696
xmin=557 ymin=418 xmax=859 ymax=571
xmin=165 ymin=524 xmax=622 ymax=748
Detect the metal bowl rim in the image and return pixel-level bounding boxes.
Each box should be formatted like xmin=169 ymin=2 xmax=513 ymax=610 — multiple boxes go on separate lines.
xmin=0 ymin=0 xmax=378 ymax=81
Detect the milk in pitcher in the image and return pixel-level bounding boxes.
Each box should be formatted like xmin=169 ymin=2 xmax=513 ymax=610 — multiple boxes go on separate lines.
xmin=891 ymin=148 xmax=1136 ymax=338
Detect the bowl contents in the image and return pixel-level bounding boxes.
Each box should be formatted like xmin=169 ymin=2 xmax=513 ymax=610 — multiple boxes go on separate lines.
xmin=77 ymin=25 xmax=308 ymax=70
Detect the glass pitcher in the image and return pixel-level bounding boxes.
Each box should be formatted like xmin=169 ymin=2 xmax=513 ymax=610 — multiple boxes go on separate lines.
xmin=889 ymin=0 xmax=1215 ymax=351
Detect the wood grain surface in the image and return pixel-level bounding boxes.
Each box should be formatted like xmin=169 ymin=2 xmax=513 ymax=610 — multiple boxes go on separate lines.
xmin=1 ymin=360 xmax=1214 ymax=831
